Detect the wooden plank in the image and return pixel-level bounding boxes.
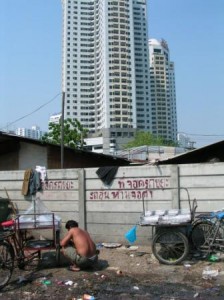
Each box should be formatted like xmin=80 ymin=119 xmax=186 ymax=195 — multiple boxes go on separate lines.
xmin=0 ymin=171 xmax=24 ymax=180
xmin=86 ymin=212 xmax=141 ymax=224
xmin=179 ymin=163 xmax=224 ymax=176
xmin=87 ymin=223 xmax=151 ymax=237
xmin=86 ymin=200 xmax=171 ymax=212
xmin=14 ymin=200 xmax=79 ymax=212
xmin=179 ymin=187 xmax=224 ymax=201
xmin=180 ymin=175 xmax=224 ymax=188
xmin=0 ymin=182 xmax=25 ymax=190
xmin=85 ymin=165 xmax=172 ymax=179
xmin=86 ymin=176 xmax=171 ymax=190
xmin=86 ymin=189 xmax=172 ymax=201
xmin=40 ymin=191 xmax=79 ymax=201
xmin=47 ymin=169 xmax=79 ymax=179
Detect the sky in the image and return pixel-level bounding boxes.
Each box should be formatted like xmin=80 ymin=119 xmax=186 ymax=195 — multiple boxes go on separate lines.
xmin=0 ymin=0 xmax=224 ymax=148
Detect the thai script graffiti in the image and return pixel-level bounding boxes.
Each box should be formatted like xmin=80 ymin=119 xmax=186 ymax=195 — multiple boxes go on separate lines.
xmin=89 ymin=189 xmax=153 ymax=200
xmin=117 ymin=178 xmax=169 ymax=189
xmin=42 ymin=180 xmax=75 ymax=190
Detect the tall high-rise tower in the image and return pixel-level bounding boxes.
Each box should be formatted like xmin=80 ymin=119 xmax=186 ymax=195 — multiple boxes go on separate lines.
xmin=148 ymin=38 xmax=177 ymax=142
xmin=61 ymin=0 xmax=151 ymax=153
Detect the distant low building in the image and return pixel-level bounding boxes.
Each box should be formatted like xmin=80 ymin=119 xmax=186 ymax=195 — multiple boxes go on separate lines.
xmin=16 ymin=125 xmax=45 ymax=140
xmin=114 ymin=145 xmax=187 ymax=163
xmin=49 ymin=113 xmax=61 ymax=125
xmin=84 ymin=136 xmax=116 ymax=154
xmin=177 ymin=133 xmax=196 ymax=149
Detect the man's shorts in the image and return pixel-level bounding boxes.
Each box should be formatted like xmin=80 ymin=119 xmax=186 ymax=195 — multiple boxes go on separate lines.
xmin=64 ymin=246 xmax=98 ymax=269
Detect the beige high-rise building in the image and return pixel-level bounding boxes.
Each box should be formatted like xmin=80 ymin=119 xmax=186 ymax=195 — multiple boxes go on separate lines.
xmin=149 ymin=38 xmax=177 ymax=142
xmin=61 ymin=0 xmax=151 ymax=153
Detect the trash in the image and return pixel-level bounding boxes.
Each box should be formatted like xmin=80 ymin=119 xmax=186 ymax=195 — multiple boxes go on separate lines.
xmin=17 ymin=276 xmax=27 ymax=284
xmin=209 ymin=254 xmax=220 ymax=262
xmin=125 ymin=226 xmax=137 ymax=243
xmin=23 ymin=291 xmax=32 ymax=296
xmin=96 ymin=243 xmax=103 ymax=249
xmin=126 ymin=245 xmax=139 ymax=251
xmin=193 ymin=292 xmax=199 ymax=298
xmin=135 ymin=251 xmax=146 ymax=256
xmin=42 ymin=280 xmax=52 ymax=285
xmin=102 ymin=242 xmax=122 ymax=248
xmin=55 ymin=280 xmax=65 ymax=286
xmin=116 ymin=270 xmax=123 ymax=275
xmin=82 ymin=294 xmax=95 ymax=300
xmin=202 ymin=266 xmax=219 ymax=279
xmin=107 ymin=266 xmax=120 ymax=271
xmin=133 ymin=286 xmax=139 ymax=290
xmin=64 ymin=280 xmax=73 ymax=286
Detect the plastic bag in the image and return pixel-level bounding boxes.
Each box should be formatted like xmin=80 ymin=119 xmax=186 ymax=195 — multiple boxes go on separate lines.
xmin=18 ymin=197 xmax=61 ymax=228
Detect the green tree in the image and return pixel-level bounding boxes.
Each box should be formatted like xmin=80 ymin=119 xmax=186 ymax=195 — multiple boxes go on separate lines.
xmin=41 ymin=118 xmax=88 ymax=149
xmin=123 ymin=131 xmax=178 ymax=149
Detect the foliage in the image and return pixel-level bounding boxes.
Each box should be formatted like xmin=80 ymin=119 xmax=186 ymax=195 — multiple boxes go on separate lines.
xmin=41 ymin=118 xmax=88 ymax=149
xmin=123 ymin=131 xmax=178 ymax=149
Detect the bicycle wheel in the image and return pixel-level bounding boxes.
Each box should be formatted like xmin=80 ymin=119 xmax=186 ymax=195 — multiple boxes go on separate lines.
xmin=0 ymin=241 xmax=14 ymax=290
xmin=191 ymin=220 xmax=213 ymax=250
xmin=152 ymin=229 xmax=189 ymax=265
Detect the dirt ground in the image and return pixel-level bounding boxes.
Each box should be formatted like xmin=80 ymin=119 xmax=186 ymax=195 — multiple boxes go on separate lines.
xmin=1 ymin=244 xmax=224 ymax=300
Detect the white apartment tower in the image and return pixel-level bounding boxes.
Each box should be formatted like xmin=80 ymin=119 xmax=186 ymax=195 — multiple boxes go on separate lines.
xmin=149 ymin=39 xmax=177 ymax=142
xmin=61 ymin=0 xmax=151 ymax=153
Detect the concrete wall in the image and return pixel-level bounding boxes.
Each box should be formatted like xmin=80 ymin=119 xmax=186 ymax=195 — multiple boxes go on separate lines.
xmin=1 ymin=162 xmax=224 ymax=245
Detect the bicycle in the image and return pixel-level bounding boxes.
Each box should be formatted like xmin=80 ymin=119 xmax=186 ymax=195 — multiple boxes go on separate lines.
xmin=191 ymin=210 xmax=224 ymax=257
xmin=0 ymin=214 xmax=61 ymax=290
xmin=0 ymin=219 xmax=42 ymax=289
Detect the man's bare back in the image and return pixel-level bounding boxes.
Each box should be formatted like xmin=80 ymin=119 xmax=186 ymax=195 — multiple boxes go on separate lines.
xmin=67 ymin=227 xmax=96 ymax=257
xmin=60 ymin=220 xmax=98 ymax=271
xmin=60 ymin=227 xmax=96 ymax=257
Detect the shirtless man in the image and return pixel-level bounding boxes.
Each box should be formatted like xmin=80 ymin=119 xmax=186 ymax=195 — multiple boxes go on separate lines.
xmin=60 ymin=220 xmax=98 ymax=271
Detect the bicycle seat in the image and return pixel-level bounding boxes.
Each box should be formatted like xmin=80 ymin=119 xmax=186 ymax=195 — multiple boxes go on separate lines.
xmin=0 ymin=220 xmax=15 ymax=227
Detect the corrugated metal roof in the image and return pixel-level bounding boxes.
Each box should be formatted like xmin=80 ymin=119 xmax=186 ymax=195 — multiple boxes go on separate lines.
xmin=0 ymin=131 xmax=130 ymax=166
xmin=157 ymin=140 xmax=224 ymax=165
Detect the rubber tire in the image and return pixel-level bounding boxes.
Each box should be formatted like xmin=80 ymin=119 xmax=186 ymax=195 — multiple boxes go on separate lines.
xmin=191 ymin=220 xmax=213 ymax=250
xmin=0 ymin=241 xmax=14 ymax=290
xmin=152 ymin=229 xmax=189 ymax=265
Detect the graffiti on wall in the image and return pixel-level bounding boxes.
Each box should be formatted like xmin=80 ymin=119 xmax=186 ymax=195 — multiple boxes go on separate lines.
xmin=89 ymin=189 xmax=153 ymax=200
xmin=89 ymin=177 xmax=170 ymax=200
xmin=117 ymin=178 xmax=169 ymax=189
xmin=42 ymin=180 xmax=75 ymax=190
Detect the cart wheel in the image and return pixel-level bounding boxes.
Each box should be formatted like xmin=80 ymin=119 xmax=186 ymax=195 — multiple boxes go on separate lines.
xmin=191 ymin=220 xmax=213 ymax=250
xmin=17 ymin=249 xmax=41 ymax=270
xmin=55 ymin=245 xmax=61 ymax=266
xmin=152 ymin=229 xmax=189 ymax=265
xmin=0 ymin=241 xmax=14 ymax=290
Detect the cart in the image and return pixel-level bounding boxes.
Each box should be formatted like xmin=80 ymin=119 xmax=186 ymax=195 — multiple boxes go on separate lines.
xmin=16 ymin=212 xmax=61 ymax=266
xmin=139 ymin=189 xmax=197 ymax=265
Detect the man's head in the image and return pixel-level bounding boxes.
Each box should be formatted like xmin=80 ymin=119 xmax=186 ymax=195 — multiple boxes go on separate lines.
xmin=65 ymin=220 xmax=79 ymax=230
